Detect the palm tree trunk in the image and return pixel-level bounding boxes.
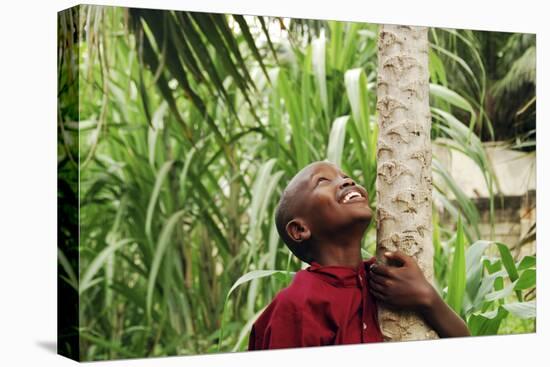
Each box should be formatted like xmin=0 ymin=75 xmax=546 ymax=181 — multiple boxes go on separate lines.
xmin=375 ymin=24 xmax=438 ymax=341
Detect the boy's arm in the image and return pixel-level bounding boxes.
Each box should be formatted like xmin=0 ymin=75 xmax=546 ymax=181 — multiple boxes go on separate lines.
xmin=368 ymin=251 xmax=470 ymax=338
xmin=416 ymin=285 xmax=471 ymax=338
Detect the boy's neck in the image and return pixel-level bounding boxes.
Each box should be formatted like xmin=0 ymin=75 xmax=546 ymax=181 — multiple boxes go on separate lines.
xmin=312 ymin=230 xmax=365 ymax=270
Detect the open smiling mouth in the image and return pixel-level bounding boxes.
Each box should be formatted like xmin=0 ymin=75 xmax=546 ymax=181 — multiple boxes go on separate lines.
xmin=341 ymin=190 xmax=366 ymax=204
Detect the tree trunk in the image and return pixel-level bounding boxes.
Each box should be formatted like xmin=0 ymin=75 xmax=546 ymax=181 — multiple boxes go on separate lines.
xmin=375 ymin=24 xmax=438 ymax=341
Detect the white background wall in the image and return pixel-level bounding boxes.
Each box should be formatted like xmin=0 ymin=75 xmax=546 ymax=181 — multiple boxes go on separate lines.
xmin=0 ymin=1 xmax=547 ymax=367
xmin=434 ymin=141 xmax=536 ymax=198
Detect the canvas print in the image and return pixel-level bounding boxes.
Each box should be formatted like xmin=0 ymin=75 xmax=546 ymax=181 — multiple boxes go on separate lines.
xmin=57 ymin=4 xmax=536 ymax=361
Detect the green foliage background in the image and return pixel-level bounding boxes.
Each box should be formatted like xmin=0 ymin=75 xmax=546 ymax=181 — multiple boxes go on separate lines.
xmin=57 ymin=5 xmax=536 ymax=361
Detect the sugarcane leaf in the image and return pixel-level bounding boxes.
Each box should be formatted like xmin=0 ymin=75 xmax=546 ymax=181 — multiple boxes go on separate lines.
xmin=80 ymin=238 xmax=133 ymax=294
xmin=327 ymin=116 xmax=350 ymax=168
xmin=145 ymin=160 xmax=175 ymax=243
xmin=227 ymin=270 xmax=294 ymax=299
xmin=447 ymin=215 xmax=466 ymax=315
xmin=146 ymin=209 xmax=186 ymax=319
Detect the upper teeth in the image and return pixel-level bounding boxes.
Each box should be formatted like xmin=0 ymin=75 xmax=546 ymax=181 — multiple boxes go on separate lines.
xmin=343 ymin=191 xmax=361 ymax=203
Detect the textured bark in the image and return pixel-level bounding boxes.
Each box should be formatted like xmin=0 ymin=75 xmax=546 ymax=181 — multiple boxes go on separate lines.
xmin=375 ymin=24 xmax=438 ymax=341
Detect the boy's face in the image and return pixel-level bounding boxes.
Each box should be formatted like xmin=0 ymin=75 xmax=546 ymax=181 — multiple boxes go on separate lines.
xmin=289 ymin=161 xmax=372 ymax=242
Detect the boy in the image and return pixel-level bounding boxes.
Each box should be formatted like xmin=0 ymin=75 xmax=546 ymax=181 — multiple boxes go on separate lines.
xmin=248 ymin=161 xmax=469 ymax=350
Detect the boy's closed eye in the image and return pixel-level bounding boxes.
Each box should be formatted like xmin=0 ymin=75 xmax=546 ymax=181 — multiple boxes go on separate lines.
xmin=316 ymin=174 xmax=350 ymax=186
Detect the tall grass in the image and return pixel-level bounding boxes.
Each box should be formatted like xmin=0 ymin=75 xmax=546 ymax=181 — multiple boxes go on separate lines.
xmin=57 ymin=5 xmax=535 ymax=361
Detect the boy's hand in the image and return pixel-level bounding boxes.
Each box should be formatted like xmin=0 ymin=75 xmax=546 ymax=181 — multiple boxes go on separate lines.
xmin=368 ymin=251 xmax=435 ymax=313
xmin=368 ymin=250 xmax=471 ymax=338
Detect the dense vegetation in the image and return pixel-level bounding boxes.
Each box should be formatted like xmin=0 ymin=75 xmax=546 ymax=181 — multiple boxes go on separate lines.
xmin=57 ymin=5 xmax=536 ymax=361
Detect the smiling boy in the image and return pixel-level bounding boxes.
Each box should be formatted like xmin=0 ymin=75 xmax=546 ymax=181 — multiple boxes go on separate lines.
xmin=248 ymin=161 xmax=469 ymax=350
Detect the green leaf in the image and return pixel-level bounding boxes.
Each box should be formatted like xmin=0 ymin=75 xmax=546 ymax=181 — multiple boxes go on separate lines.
xmin=485 ymin=280 xmax=517 ymax=302
xmin=465 ymin=240 xmax=492 ymax=306
xmin=232 ymin=15 xmax=270 ymax=83
xmin=258 ymin=17 xmax=279 ymax=63
xmin=145 ymin=160 xmax=175 ymax=244
xmin=179 ymin=146 xmax=196 ymax=203
xmin=517 ymin=255 xmax=536 ymax=271
xmin=146 ymin=209 xmax=186 ymax=319
xmin=326 ymin=116 xmax=350 ymax=168
xmin=496 ymin=242 xmax=519 ymax=282
xmin=345 ymin=68 xmax=370 ymax=132
xmin=245 ymin=160 xmax=285 ymax=267
xmin=218 ymin=269 xmax=295 ymax=351
xmin=447 ymin=215 xmax=466 ymax=315
xmin=430 ymin=43 xmax=481 ymax=98
xmin=430 ymin=84 xmax=473 ymax=112
xmin=432 ymin=107 xmax=497 ymax=185
xmin=232 ymin=307 xmax=266 ymax=352
xmin=428 ymin=50 xmax=447 ymax=86
xmin=484 ymin=258 xmax=502 ymax=274
xmin=227 ymin=270 xmax=294 ymax=300
xmin=432 ymin=158 xmax=480 ymax=239
xmin=312 ymin=32 xmax=329 ymax=118
xmin=58 ymin=248 xmax=78 ymax=290
xmin=514 ymin=269 xmax=536 ymax=290
xmin=109 ymin=281 xmax=147 ymax=310
xmin=278 ymin=69 xmax=307 ymax=168
xmin=80 ymin=332 xmax=137 ymax=358
xmin=147 ymin=102 xmax=168 ymax=169
xmin=471 ymin=270 xmax=506 ymax=309
xmin=80 ymin=238 xmax=133 ymax=294
xmin=468 ymin=306 xmax=508 ymax=336
xmin=502 ymin=300 xmax=536 ymax=319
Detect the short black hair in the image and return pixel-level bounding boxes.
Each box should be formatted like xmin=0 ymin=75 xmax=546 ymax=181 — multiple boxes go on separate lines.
xmin=275 ymin=177 xmax=314 ymax=264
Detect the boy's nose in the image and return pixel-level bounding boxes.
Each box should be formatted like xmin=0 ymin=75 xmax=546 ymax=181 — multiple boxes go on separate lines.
xmin=339 ymin=177 xmax=356 ymax=188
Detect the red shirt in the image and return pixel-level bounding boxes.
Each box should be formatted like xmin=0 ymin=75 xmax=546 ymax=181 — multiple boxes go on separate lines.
xmin=248 ymin=258 xmax=383 ymax=350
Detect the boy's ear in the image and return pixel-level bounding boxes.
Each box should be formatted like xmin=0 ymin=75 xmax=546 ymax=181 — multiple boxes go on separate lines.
xmin=286 ymin=219 xmax=311 ymax=242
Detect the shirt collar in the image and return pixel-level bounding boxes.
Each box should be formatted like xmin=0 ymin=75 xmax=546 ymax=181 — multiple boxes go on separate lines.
xmin=306 ymin=258 xmax=376 ymax=288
